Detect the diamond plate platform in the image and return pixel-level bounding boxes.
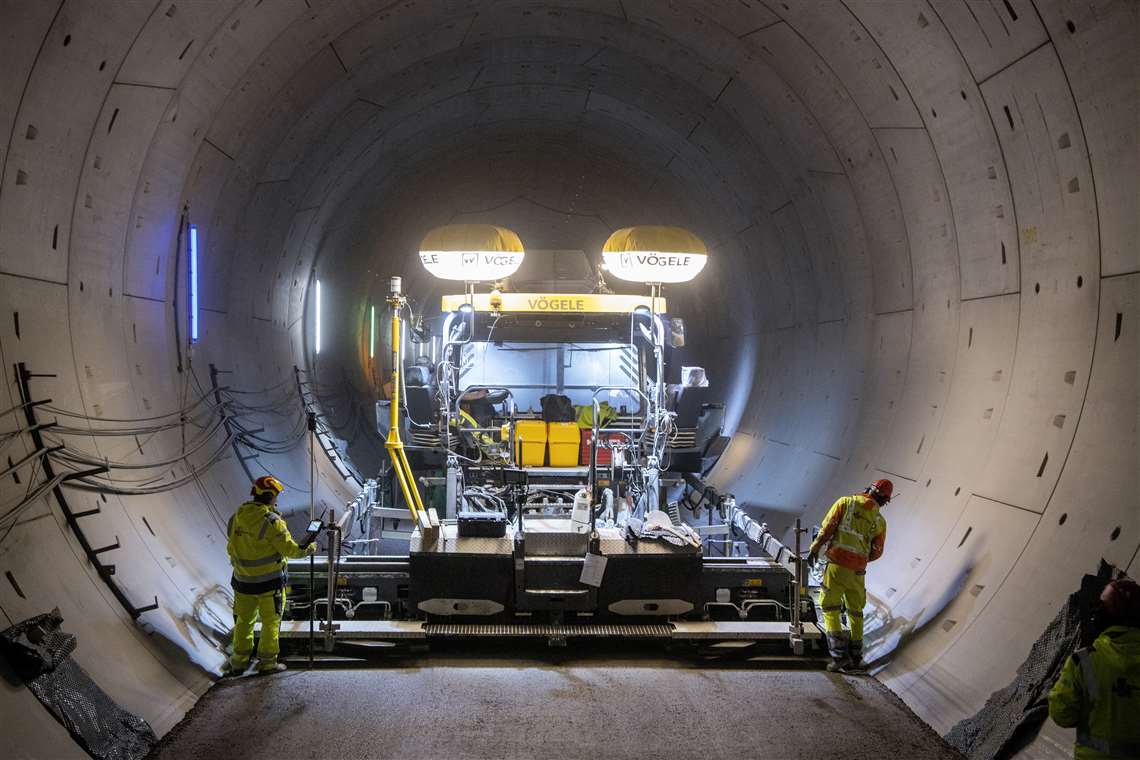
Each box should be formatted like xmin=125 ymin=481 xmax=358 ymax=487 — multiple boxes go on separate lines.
xmin=669 ymin=621 xmax=822 ymax=640
xmin=272 ymin=620 xmax=427 ymax=639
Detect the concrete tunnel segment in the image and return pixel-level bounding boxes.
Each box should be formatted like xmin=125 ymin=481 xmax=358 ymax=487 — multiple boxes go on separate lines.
xmin=0 ymin=0 xmax=1136 ymax=756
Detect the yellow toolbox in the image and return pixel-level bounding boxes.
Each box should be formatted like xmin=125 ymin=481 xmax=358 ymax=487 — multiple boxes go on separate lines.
xmin=546 ymin=422 xmax=582 ymax=467
xmin=514 ymin=420 xmax=547 ymax=466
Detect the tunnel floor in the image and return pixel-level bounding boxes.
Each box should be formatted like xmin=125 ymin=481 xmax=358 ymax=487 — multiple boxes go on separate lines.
xmin=150 ymin=643 xmax=961 ymax=760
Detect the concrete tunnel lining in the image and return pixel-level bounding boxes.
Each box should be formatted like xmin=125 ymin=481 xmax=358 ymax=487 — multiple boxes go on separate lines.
xmin=0 ymin=0 xmax=1136 ymax=756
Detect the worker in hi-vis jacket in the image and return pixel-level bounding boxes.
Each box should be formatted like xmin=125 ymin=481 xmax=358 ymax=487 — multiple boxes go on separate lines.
xmin=224 ymin=475 xmax=316 ymax=675
xmin=807 ymin=479 xmax=892 ymax=673
xmin=1049 ymin=578 xmax=1140 ymax=759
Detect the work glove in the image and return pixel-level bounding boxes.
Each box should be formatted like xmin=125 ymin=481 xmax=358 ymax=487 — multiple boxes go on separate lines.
xmin=305 ymin=542 xmax=319 ymax=556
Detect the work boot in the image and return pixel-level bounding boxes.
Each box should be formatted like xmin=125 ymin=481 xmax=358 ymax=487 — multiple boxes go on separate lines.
xmin=825 ymin=631 xmax=850 ymax=672
xmin=256 ymin=660 xmax=287 ymax=675
xmin=221 ymin=660 xmax=248 ymax=678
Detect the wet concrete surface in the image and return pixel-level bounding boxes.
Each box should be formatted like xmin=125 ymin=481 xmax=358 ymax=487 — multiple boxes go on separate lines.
xmin=151 ymin=642 xmax=961 ymax=760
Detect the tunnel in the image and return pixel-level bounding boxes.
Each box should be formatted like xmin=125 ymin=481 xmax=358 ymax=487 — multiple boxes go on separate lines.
xmin=0 ymin=1 xmax=1136 ymax=758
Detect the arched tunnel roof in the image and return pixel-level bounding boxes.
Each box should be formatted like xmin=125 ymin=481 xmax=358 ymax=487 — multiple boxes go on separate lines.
xmin=0 ymin=0 xmax=1136 ymax=754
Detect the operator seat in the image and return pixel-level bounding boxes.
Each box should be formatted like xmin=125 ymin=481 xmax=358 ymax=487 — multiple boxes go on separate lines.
xmin=673 ymin=386 xmax=710 ymax=428
xmin=403 ymin=360 xmax=438 ymax=427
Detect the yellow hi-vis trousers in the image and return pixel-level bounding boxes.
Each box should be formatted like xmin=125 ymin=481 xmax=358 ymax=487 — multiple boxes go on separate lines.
xmin=819 ymin=562 xmax=866 ymax=660
xmin=230 ymin=588 xmax=284 ymax=669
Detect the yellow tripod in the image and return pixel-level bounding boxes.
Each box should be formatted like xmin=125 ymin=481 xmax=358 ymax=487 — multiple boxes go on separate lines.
xmin=385 ymin=283 xmax=437 ymax=538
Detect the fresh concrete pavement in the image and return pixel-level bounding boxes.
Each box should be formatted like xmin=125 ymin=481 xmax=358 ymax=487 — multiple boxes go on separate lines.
xmin=152 ymin=644 xmax=961 ymax=760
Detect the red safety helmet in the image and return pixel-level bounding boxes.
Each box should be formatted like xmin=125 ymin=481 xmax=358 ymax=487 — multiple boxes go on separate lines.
xmin=251 ymin=475 xmax=285 ymax=499
xmin=867 ymin=479 xmax=894 ymax=505
xmin=1100 ymin=578 xmax=1140 ymax=625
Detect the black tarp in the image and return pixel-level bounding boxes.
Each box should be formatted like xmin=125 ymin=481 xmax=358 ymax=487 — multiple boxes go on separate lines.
xmin=1 ymin=608 xmax=156 ymax=760
xmin=944 ymin=562 xmax=1121 ymax=759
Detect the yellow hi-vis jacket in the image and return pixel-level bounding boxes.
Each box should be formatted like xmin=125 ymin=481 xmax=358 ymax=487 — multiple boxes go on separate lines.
xmin=226 ymin=501 xmax=308 ymax=595
xmin=809 ymin=494 xmax=886 ymax=573
xmin=1049 ymin=625 xmax=1140 ymax=759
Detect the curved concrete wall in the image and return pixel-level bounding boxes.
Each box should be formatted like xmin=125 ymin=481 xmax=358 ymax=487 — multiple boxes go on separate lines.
xmin=0 ymin=1 xmax=1135 ymax=756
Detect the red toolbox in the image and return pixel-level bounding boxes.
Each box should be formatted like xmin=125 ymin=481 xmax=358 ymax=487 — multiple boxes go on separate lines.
xmin=579 ymin=432 xmax=624 ymax=465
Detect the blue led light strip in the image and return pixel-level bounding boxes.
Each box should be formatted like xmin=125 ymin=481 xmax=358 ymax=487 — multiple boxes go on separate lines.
xmin=189 ymin=224 xmax=199 ymax=343
xmin=315 ymin=279 xmax=322 ymax=354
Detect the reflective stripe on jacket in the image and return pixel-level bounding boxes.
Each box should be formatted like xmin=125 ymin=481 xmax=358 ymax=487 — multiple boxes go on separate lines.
xmin=1048 ymin=625 xmax=1140 ymax=759
xmin=226 ymin=501 xmax=308 ymax=594
xmin=809 ymin=494 xmax=886 ymax=572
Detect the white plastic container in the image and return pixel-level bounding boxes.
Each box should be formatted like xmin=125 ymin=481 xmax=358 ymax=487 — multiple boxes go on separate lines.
xmin=571 ymin=488 xmax=592 ymax=533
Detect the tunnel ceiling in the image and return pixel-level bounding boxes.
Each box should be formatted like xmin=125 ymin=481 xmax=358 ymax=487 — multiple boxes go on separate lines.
xmin=0 ymin=0 xmax=1136 ymax=755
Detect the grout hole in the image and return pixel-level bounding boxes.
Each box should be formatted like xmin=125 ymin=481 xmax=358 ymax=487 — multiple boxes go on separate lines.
xmin=917 ymin=12 xmax=929 ymax=28
xmin=142 ymin=516 xmax=157 ymax=536
xmin=165 ymin=4 xmax=177 ymax=17
xmin=1067 ymin=177 xmax=1080 ymax=193
xmin=1003 ymin=105 xmax=1015 ymax=130
xmin=24 ymin=124 xmax=37 ymax=140
xmin=1001 ymin=0 xmax=1018 ymax=21
xmin=968 ymin=327 xmax=974 ymax=347
xmin=957 ymin=527 xmax=973 ymax=548
xmin=954 ymin=487 xmax=961 ymax=496
xmin=98 ymin=60 xmax=106 ymax=71
xmin=888 ymin=85 xmax=899 ymax=100
xmin=1001 ymin=242 xmax=1006 ymax=264
xmin=79 ymin=281 xmax=84 ymax=292
xmin=5 ymin=571 xmax=26 ymax=599
xmin=13 ymin=311 xmax=20 ymax=339
xmin=1035 ymin=282 xmax=1040 ymax=294
xmin=15 ymin=169 xmax=29 ymax=185
xmin=1036 ymin=452 xmax=1049 ymax=477
xmin=1066 ymin=20 xmax=1075 ymax=33
xmin=960 ymin=90 xmax=967 ymax=100
xmin=1057 ymin=132 xmax=1071 ymax=149
xmin=1077 ymin=275 xmax=1083 ymax=288
xmin=931 ymin=108 xmax=937 ymax=118
xmin=1110 ymin=526 xmax=1121 ymax=541
xmin=178 ymin=39 xmax=194 ymax=60
xmin=925 ymin=478 xmax=932 ymax=487
xmin=1058 ymin=512 xmax=1068 ymax=525
xmin=63 ymin=34 xmax=71 ymax=46
xmin=107 ymin=107 xmax=119 ymax=134
xmin=1114 ymin=312 xmax=1122 ymax=341
xmin=1064 ymin=370 xmax=1077 ymax=385
xmin=52 ymin=225 xmax=58 ymax=250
